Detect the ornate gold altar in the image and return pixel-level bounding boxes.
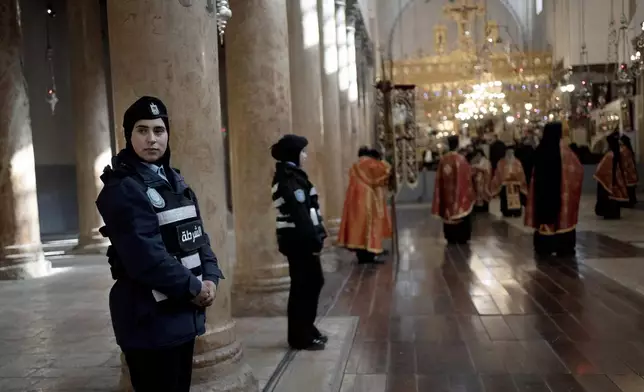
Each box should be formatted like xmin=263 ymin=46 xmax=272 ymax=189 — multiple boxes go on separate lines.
xmin=376 ymin=0 xmax=556 ymax=193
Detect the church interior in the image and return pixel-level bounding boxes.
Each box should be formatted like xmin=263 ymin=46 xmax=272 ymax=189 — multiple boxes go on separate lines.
xmin=3 ymin=0 xmax=644 ymax=391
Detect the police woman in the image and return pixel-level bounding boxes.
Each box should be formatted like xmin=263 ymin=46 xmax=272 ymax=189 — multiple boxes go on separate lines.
xmin=96 ymin=97 xmax=224 ymax=391
xmin=271 ymin=135 xmax=328 ymax=350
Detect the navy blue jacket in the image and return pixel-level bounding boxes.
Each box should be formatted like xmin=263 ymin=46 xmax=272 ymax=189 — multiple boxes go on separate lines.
xmin=96 ymin=150 xmax=224 ymax=350
xmin=271 ymin=162 xmax=327 ymax=256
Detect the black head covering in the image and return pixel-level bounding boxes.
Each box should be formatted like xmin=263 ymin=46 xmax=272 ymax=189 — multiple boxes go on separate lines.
xmin=607 ymin=130 xmax=622 ymax=183
xmin=620 ymin=133 xmax=636 ymax=169
xmin=271 ymin=134 xmax=308 ymax=166
xmin=447 ymin=135 xmax=459 ymax=151
xmin=533 ymin=122 xmax=563 ymax=225
xmin=358 ymin=146 xmax=370 ymax=157
xmin=621 ymin=133 xmax=634 ymax=153
xmin=366 ymin=148 xmax=382 ymax=160
xmin=122 ymin=96 xmax=171 ymax=166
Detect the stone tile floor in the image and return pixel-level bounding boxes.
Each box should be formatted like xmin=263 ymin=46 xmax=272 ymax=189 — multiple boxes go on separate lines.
xmin=0 ymin=248 xmax=355 ymax=392
xmin=5 ymin=196 xmax=644 ymax=391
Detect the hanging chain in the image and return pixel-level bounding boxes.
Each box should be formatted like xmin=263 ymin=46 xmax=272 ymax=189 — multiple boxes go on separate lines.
xmin=45 ymin=3 xmax=58 ymax=114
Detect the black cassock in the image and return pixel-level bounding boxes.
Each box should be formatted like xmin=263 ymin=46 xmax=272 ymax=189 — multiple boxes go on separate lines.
xmin=515 ymin=144 xmax=535 ymax=185
xmin=489 ymin=141 xmax=506 ymax=173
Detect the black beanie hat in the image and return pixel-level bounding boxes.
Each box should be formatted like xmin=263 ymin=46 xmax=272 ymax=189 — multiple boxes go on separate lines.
xmin=122 ymin=96 xmax=171 ymax=164
xmin=270 ymin=134 xmax=308 ymax=166
xmin=123 ymin=96 xmax=170 ymax=144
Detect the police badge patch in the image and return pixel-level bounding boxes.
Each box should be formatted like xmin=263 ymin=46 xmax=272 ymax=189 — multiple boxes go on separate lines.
xmin=146 ymin=188 xmax=166 ymax=208
xmin=294 ymin=189 xmax=306 ymax=203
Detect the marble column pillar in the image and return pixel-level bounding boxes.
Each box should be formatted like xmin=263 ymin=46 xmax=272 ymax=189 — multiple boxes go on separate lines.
xmin=287 ymin=0 xmax=326 ymax=216
xmin=347 ymin=25 xmax=361 ymax=156
xmin=0 ymin=0 xmax=48 ymax=279
xmin=318 ymin=0 xmax=344 ymax=232
xmin=67 ymin=0 xmax=111 ymax=254
xmin=226 ymin=0 xmax=291 ymax=316
xmin=107 ymin=1 xmax=256 ymax=390
xmin=336 ymin=1 xmax=353 ymax=190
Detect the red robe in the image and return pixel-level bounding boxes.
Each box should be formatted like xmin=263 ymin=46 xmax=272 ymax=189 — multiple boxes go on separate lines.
xmin=594 ymin=151 xmax=629 ymax=201
xmin=490 ymin=158 xmax=528 ymax=197
xmin=471 ymin=158 xmax=492 ymax=206
xmin=525 ymin=144 xmax=583 ymax=234
xmin=337 ymin=157 xmax=392 ymax=253
xmin=620 ymin=144 xmax=638 ymax=187
xmin=432 ymin=152 xmax=474 ymax=222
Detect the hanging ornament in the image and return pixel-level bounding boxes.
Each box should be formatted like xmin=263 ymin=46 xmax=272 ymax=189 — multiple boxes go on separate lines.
xmin=215 ymin=0 xmax=232 ymax=43
xmin=45 ymin=3 xmax=58 ymax=114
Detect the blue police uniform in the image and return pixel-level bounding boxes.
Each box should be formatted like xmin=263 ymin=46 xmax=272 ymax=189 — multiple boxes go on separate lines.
xmin=270 ymin=134 xmax=327 ymax=350
xmin=96 ymin=96 xmax=224 ymax=392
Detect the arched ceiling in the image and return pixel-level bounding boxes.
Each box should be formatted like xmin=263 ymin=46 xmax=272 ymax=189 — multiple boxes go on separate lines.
xmin=377 ymin=0 xmax=530 ymax=60
xmin=499 ymin=0 xmax=530 ymax=39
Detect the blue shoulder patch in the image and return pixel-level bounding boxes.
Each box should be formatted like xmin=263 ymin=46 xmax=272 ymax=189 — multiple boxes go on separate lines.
xmin=294 ymin=189 xmax=306 ymax=203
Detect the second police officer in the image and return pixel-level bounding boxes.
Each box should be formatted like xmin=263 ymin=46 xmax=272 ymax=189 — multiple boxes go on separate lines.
xmin=270 ymin=134 xmax=328 ymax=350
xmin=96 ymin=96 xmax=224 ymax=391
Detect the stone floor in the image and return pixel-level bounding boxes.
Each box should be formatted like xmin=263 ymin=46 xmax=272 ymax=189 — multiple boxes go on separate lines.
xmin=329 ymin=203 xmax=644 ymax=392
xmin=5 ymin=197 xmax=644 ymax=391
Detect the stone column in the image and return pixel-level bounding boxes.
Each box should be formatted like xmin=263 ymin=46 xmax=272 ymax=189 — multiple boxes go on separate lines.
xmin=226 ymin=0 xmax=291 ymax=316
xmin=287 ymin=0 xmax=326 ymax=216
xmin=106 ymin=1 xmax=256 ymax=390
xmin=336 ymin=1 xmax=353 ymax=189
xmin=0 ymin=0 xmax=48 ymax=279
xmin=318 ymin=0 xmax=344 ymax=232
xmin=347 ymin=25 xmax=361 ymax=156
xmin=67 ymin=0 xmax=111 ymax=254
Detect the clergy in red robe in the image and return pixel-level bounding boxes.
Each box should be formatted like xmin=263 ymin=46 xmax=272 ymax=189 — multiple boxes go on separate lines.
xmin=619 ymin=135 xmax=638 ymax=207
xmin=337 ymin=147 xmax=392 ymax=264
xmin=525 ymin=122 xmax=583 ymax=257
xmin=594 ymin=131 xmax=628 ymax=219
xmin=432 ymin=136 xmax=474 ymax=244
xmin=490 ymin=147 xmax=528 ymax=217
xmin=471 ymin=149 xmax=492 ymax=213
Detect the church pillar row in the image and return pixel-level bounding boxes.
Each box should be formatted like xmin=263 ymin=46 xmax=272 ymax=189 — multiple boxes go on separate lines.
xmin=67 ymin=0 xmax=111 ymax=254
xmin=287 ymin=0 xmax=326 ymax=219
xmin=336 ymin=0 xmax=354 ymax=190
xmin=226 ymin=0 xmax=292 ymax=316
xmin=0 ymin=0 xmax=49 ymax=279
xmin=318 ymin=0 xmax=344 ymax=233
xmin=347 ymin=24 xmax=361 ymax=155
xmin=106 ymin=1 xmax=257 ymax=390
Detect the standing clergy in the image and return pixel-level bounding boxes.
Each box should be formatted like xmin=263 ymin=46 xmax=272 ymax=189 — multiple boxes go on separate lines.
xmin=271 ymin=135 xmax=328 ymax=351
xmin=515 ymin=135 xmax=536 ymax=185
xmin=471 ymin=149 xmax=492 ymax=213
xmin=432 ymin=136 xmax=475 ymax=244
xmin=594 ymin=131 xmax=628 ymax=219
xmin=95 ymin=97 xmax=223 ymax=391
xmin=337 ymin=147 xmax=392 ymax=264
xmin=620 ymin=134 xmax=638 ymax=207
xmin=490 ymin=147 xmax=528 ymax=217
xmin=525 ymin=122 xmax=583 ymax=257
xmin=489 ymin=133 xmax=507 ymax=173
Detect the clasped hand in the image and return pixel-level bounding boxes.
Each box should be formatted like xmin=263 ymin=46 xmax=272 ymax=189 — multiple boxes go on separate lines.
xmin=192 ymin=280 xmax=217 ymax=307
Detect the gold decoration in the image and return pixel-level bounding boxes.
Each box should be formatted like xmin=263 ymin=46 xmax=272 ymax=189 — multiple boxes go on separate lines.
xmin=485 ymin=21 xmax=499 ymax=43
xmin=434 ymin=25 xmax=447 ymax=55
xmin=443 ymin=0 xmax=485 ymax=52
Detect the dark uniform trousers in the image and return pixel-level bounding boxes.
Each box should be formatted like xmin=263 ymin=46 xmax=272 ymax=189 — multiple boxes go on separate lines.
xmin=272 ymin=161 xmax=326 ymax=348
xmin=124 ymin=339 xmax=195 ymax=392
xmin=286 ymin=252 xmax=325 ymax=348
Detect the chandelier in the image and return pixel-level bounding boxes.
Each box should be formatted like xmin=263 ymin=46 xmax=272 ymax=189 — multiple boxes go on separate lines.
xmin=455 ymin=77 xmax=509 ymax=122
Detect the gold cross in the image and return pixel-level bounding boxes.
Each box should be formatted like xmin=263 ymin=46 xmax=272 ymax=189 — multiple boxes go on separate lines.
xmin=443 ymin=0 xmax=486 ymax=49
